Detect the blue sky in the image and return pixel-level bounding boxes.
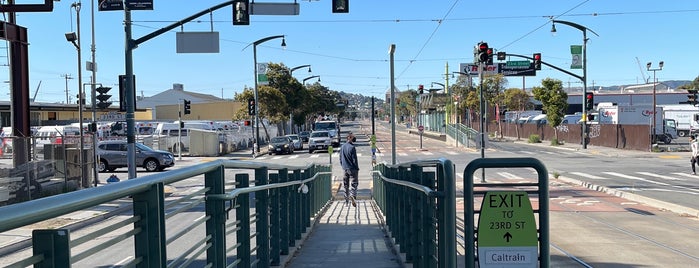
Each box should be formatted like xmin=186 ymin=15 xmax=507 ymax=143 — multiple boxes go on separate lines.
xmin=4 ymin=0 xmax=699 ymax=104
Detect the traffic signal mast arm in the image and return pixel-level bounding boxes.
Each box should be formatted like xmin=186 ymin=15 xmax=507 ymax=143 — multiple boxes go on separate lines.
xmin=504 ymin=53 xmax=583 ymax=82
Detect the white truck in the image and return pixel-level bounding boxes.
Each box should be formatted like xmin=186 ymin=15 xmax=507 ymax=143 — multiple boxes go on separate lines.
xmin=596 ymin=103 xmax=678 ymax=144
xmin=313 ymin=120 xmax=341 ymax=147
xmin=660 ymin=104 xmax=699 ymax=137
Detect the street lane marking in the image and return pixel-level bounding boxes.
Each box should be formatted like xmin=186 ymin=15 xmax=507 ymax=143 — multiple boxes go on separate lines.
xmin=637 ymin=172 xmax=687 ymax=181
xmin=421 ymin=151 xmax=434 ymax=155
xmin=603 ymin=172 xmax=670 ymax=186
xmin=569 ymin=172 xmax=608 ymax=180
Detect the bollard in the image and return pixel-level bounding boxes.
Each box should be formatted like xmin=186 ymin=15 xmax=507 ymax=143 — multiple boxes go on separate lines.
xmin=328 ymin=145 xmax=333 ymax=164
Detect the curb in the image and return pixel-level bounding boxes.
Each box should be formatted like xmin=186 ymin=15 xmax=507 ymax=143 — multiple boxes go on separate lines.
xmin=556 ymin=175 xmax=699 ymax=218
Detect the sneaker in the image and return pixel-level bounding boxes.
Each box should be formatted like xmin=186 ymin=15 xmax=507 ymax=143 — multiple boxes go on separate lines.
xmin=693 ymin=172 xmax=697 ymax=175
xmin=350 ymin=196 xmax=356 ymax=207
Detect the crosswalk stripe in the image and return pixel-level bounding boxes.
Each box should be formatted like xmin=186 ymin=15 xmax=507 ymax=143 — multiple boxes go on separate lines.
xmin=637 ymin=172 xmax=687 ymax=181
xmin=445 ymin=151 xmax=459 ymax=155
xmin=671 ymin=172 xmax=699 ymax=179
xmin=498 ymin=172 xmax=526 ymax=180
xmin=603 ymin=172 xmax=670 ymax=186
xmin=422 ymin=151 xmax=434 ymax=155
xmin=289 ymin=155 xmax=299 ymax=159
xmin=310 ymin=154 xmax=320 ymax=158
xmin=568 ymin=172 xmax=608 ymax=180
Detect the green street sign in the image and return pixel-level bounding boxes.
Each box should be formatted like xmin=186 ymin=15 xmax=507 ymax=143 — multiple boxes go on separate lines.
xmin=477 ymin=191 xmax=538 ymax=268
xmin=506 ymin=61 xmax=530 ymax=67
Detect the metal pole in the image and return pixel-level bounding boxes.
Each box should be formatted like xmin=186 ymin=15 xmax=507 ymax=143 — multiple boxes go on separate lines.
xmin=124 ymin=8 xmax=137 ymax=179
xmin=253 ymin=44 xmax=260 ymax=153
xmin=652 ymin=70 xmax=656 ymax=148
xmin=371 ymin=97 xmax=375 ymax=136
xmin=90 ymin=0 xmax=99 ymax=186
xmin=389 ymin=44 xmax=396 ymax=165
xmin=479 ymin=62 xmax=486 ymax=182
xmin=582 ymin=30 xmax=588 ymax=149
xmin=74 ymin=2 xmax=86 ymax=188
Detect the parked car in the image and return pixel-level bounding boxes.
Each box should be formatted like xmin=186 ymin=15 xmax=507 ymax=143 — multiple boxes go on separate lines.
xmin=298 ymin=131 xmax=310 ymax=142
xmin=97 ymin=140 xmax=175 ymax=172
xmin=286 ymin=134 xmax=303 ymax=150
xmin=268 ymin=136 xmax=294 ymax=155
xmin=308 ymin=131 xmax=332 ymax=154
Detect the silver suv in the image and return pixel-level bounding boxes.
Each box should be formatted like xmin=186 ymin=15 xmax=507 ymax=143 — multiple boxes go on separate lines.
xmin=97 ymin=140 xmax=175 ymax=172
xmin=308 ymin=131 xmax=332 ymax=154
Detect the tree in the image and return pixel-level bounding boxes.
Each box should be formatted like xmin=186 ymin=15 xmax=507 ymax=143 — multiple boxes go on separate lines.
xmin=482 ymin=74 xmax=508 ymax=138
xmin=502 ymin=88 xmax=533 ymax=140
xmin=532 ymin=78 xmax=568 ymax=143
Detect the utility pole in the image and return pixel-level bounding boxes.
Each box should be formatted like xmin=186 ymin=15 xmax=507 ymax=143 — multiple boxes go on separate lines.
xmin=61 ymin=74 xmax=73 ymax=104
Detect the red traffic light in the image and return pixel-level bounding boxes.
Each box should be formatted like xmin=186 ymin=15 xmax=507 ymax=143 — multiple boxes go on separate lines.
xmin=478 ymin=42 xmax=489 ymax=52
xmin=533 ymin=54 xmax=541 ymax=60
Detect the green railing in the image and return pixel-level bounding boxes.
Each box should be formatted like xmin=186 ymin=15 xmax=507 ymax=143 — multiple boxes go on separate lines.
xmin=446 ymin=123 xmax=477 ymax=147
xmin=0 ymin=159 xmax=332 ymax=267
xmin=372 ymin=158 xmax=456 ymax=268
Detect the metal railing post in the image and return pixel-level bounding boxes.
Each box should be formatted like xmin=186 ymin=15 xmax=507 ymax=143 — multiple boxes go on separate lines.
xmin=235 ymin=173 xmax=251 ymax=268
xmin=133 ymin=182 xmax=166 ymax=267
xmin=205 ymin=165 xmax=226 ymax=267
xmin=254 ymin=167 xmax=270 ymax=267
xmin=33 ymin=229 xmax=71 ymax=267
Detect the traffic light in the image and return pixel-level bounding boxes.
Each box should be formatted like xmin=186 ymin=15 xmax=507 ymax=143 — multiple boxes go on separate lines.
xmin=233 ymin=0 xmax=250 ymax=25
xmin=688 ymin=89 xmax=698 ymax=106
xmin=418 ymin=84 xmax=424 ymax=94
xmin=183 ymin=99 xmax=191 ymax=114
xmin=95 ymin=86 xmax=112 ymax=110
xmin=585 ymin=92 xmax=594 ymax=111
xmin=533 ymin=53 xmax=542 ymax=70
xmin=486 ymin=47 xmax=494 ymax=65
xmin=497 ymin=51 xmax=506 ymax=61
xmin=477 ymin=42 xmax=489 ymax=64
xmin=244 ymin=120 xmax=251 ymax=126
xmin=248 ymin=98 xmax=256 ymax=115
xmin=332 ymin=0 xmax=349 ymax=13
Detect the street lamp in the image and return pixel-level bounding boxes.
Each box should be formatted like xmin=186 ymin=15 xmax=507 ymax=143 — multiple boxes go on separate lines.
xmin=66 ymin=1 xmax=86 ymax=188
xmin=551 ymin=19 xmax=599 ymax=149
xmin=647 ymin=61 xmax=664 ymax=146
xmin=244 ymin=35 xmax=286 ymax=153
xmin=302 ymin=75 xmax=320 ymax=85
xmin=431 ymin=82 xmax=445 ymax=91
xmin=290 ymin=64 xmax=311 ymax=75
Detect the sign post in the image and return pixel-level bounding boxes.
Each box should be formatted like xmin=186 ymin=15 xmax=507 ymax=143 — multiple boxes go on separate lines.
xmin=418 ymin=125 xmax=424 ymax=149
xmin=477 ymin=191 xmax=538 ymax=268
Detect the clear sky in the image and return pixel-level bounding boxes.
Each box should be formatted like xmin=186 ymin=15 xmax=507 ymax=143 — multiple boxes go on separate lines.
xmin=3 ymin=0 xmax=699 ymax=104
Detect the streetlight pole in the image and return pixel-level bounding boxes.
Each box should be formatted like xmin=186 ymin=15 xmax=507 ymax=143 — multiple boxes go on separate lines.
xmin=245 ymin=35 xmax=286 ymax=153
xmin=302 ymin=75 xmax=320 ymax=85
xmin=290 ymin=64 xmax=311 ymax=75
xmin=647 ymin=61 xmax=664 ymax=148
xmin=67 ymin=1 xmax=86 ymax=188
xmin=552 ymin=20 xmax=598 ymax=149
xmin=288 ymin=65 xmax=310 ymax=134
xmin=389 ymin=44 xmax=396 ymax=165
xmin=89 ymin=0 xmax=99 ymax=186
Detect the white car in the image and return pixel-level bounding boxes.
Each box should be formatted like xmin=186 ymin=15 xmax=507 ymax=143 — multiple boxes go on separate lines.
xmin=285 ymin=134 xmax=303 ymax=150
xmin=308 ymin=131 xmax=332 ymax=154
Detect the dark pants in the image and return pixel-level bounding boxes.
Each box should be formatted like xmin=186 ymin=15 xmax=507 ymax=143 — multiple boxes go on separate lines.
xmin=343 ymin=169 xmax=359 ymax=200
xmin=692 ymin=157 xmax=697 ymax=173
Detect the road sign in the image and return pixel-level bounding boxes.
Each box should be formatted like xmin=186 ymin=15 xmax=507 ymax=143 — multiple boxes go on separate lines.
xmin=100 ymin=112 xmax=125 ymax=121
xmin=499 ymin=63 xmax=537 ymax=77
xmin=477 ymin=191 xmax=538 ymax=268
xmin=506 ymin=60 xmax=530 ymax=67
xmin=459 ymin=63 xmax=499 ymax=76
xmin=418 ymin=125 xmax=424 ymax=132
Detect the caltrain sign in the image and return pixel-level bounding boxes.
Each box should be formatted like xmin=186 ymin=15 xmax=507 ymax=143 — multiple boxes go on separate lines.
xmin=477 ymin=191 xmax=538 ymax=268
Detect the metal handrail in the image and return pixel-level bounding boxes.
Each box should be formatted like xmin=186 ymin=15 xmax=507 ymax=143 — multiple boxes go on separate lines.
xmin=0 ymin=159 xmax=332 ymax=267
